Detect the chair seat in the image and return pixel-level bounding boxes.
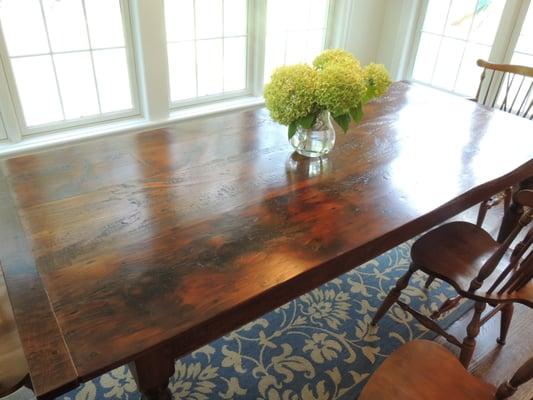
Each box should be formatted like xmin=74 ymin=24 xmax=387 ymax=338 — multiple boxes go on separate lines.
xmin=0 ymin=272 xmax=29 ymax=398
xmin=358 ymin=340 xmax=496 ymax=400
xmin=411 ymin=221 xmax=533 ymax=306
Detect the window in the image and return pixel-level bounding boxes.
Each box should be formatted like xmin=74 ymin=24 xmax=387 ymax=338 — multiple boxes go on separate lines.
xmin=0 ymin=0 xmax=137 ymax=130
xmin=163 ymin=0 xmax=332 ymax=105
xmin=263 ymin=0 xmax=330 ymax=82
xmin=164 ymin=0 xmax=249 ymax=104
xmin=0 ymin=1 xmax=341 ymax=149
xmin=411 ymin=0 xmax=506 ymax=96
xmin=511 ymin=3 xmax=533 ymax=66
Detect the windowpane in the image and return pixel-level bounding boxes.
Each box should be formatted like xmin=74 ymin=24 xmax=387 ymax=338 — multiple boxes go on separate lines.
xmin=432 ymin=37 xmax=464 ymax=89
xmin=0 ymin=0 xmax=49 ymax=56
xmin=85 ymin=0 xmax=125 ymax=49
xmin=469 ymin=0 xmax=506 ymax=46
xmin=54 ymin=52 xmax=99 ymax=119
xmin=0 ymin=0 xmax=135 ymax=129
xmin=443 ymin=0 xmax=478 ymax=40
xmin=286 ymin=31 xmax=310 ymax=64
xmin=224 ymin=37 xmax=246 ymax=91
xmin=42 ymin=0 xmax=89 ymax=52
xmin=264 ymin=0 xmax=330 ymax=83
xmin=11 ymin=56 xmax=63 ymax=126
xmin=224 ymin=0 xmax=247 ymax=37
xmin=93 ymin=48 xmax=133 ymax=113
xmin=197 ymin=39 xmax=223 ymax=96
xmin=412 ymin=33 xmax=440 ymax=83
xmin=422 ymin=0 xmax=451 ymax=35
xmin=168 ymin=42 xmax=197 ymax=101
xmin=195 ymin=0 xmax=222 ymax=39
xmin=165 ymin=0 xmax=194 ymax=42
xmin=411 ymin=0 xmax=506 ymax=96
xmin=164 ymin=0 xmax=248 ymax=103
xmin=454 ymin=43 xmax=491 ymax=96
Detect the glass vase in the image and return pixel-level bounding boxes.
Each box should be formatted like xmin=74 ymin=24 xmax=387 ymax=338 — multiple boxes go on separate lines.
xmin=290 ymin=111 xmax=335 ymax=157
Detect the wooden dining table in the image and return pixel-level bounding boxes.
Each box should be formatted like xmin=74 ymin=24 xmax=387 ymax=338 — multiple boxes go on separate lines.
xmin=0 ymin=81 xmax=532 ymax=399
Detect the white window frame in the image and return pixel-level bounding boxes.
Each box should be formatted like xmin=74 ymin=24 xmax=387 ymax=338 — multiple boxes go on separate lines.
xmin=164 ymin=0 xmax=256 ymax=110
xmin=0 ymin=0 xmax=350 ymax=155
xmin=405 ymin=0 xmax=532 ymax=95
xmin=165 ymin=0 xmax=337 ymax=110
xmin=0 ymin=0 xmax=141 ymax=138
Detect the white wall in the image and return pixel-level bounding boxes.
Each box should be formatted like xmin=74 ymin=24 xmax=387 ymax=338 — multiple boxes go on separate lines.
xmin=344 ymin=0 xmax=386 ymax=65
xmin=344 ymin=0 xmax=422 ymax=80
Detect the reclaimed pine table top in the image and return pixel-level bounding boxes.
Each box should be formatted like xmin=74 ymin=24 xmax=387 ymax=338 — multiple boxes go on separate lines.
xmin=1 ymin=82 xmax=532 ymax=399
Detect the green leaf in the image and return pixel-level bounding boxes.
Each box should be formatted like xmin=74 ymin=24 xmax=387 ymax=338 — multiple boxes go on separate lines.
xmin=349 ymin=103 xmax=363 ymax=123
xmin=333 ymin=113 xmax=351 ymax=133
xmin=297 ymin=113 xmax=316 ymax=129
xmin=288 ymin=121 xmax=298 ymax=139
xmin=364 ymin=84 xmax=376 ymax=103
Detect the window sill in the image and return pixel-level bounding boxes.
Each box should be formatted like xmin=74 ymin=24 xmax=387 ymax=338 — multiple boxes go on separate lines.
xmin=0 ymin=96 xmax=265 ymax=158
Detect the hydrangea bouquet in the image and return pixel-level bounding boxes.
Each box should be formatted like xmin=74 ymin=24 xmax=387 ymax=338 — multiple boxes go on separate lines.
xmin=264 ymin=49 xmax=391 ymax=157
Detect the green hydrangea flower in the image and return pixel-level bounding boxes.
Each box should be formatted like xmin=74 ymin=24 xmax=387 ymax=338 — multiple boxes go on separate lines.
xmin=316 ymin=63 xmax=366 ymax=117
xmin=313 ymin=49 xmax=361 ymax=71
xmin=264 ymin=64 xmax=318 ymax=126
xmin=364 ymin=63 xmax=392 ymax=100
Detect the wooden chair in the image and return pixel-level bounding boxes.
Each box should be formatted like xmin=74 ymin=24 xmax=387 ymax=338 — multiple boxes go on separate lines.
xmin=358 ymin=339 xmax=533 ymax=400
xmin=371 ymin=189 xmax=533 ymax=368
xmin=474 ymin=59 xmax=533 ymax=228
xmin=0 ymin=268 xmax=30 ymax=398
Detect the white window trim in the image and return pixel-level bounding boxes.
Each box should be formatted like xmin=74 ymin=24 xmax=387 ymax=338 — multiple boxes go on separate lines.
xmin=0 ymin=0 xmax=351 ymax=155
xmin=0 ymin=0 xmax=141 ymax=138
xmin=0 ymin=95 xmax=264 ymax=157
xmin=165 ymin=0 xmax=256 ymax=109
xmin=404 ymin=0 xmax=531 ymax=92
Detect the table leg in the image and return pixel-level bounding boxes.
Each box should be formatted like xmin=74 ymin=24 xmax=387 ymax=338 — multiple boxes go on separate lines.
xmin=129 ymin=348 xmax=175 ymax=400
xmin=497 ymin=177 xmax=533 ymax=242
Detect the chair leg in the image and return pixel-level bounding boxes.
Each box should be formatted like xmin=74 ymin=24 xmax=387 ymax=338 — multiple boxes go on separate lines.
xmin=372 ymin=263 xmax=417 ymax=326
xmin=424 ymin=275 xmax=436 ymax=289
xmin=460 ymin=301 xmax=486 ymax=368
xmin=497 ymin=303 xmax=514 ymax=345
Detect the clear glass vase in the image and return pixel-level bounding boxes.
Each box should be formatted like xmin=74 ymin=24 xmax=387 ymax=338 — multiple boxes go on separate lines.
xmin=290 ymin=111 xmax=336 ymax=158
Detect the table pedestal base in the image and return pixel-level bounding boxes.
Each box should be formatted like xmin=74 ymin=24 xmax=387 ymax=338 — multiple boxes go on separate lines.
xmin=129 ymin=347 xmax=174 ymax=400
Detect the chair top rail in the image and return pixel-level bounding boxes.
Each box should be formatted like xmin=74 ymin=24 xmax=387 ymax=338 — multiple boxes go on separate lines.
xmin=477 ymin=59 xmax=533 ymax=78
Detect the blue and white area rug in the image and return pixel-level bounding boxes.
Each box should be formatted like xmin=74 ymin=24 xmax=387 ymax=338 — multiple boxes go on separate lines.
xmin=13 ymin=241 xmax=471 ymax=400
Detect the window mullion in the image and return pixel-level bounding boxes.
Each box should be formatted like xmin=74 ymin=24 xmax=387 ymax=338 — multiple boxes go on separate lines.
xmin=80 ymin=0 xmax=102 ymax=114
xmin=37 ymin=0 xmax=66 ymax=121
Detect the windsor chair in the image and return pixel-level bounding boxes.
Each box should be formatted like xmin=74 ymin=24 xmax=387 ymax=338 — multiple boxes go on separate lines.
xmin=372 ymin=189 xmax=533 ymax=368
xmin=0 ymin=269 xmax=29 ymax=398
xmin=358 ymin=340 xmax=533 ymax=400
xmin=474 ymin=59 xmax=533 ymax=228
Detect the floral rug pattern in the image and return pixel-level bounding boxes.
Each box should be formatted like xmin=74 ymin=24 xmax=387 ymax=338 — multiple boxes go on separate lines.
xmin=50 ymin=240 xmax=470 ymax=400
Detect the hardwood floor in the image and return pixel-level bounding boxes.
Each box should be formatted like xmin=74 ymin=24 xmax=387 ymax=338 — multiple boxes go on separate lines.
xmin=436 ymin=203 xmax=533 ymax=399
xmin=438 ymin=304 xmax=533 ymax=400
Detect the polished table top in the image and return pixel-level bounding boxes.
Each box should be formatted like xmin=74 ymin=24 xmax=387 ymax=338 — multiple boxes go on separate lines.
xmin=1 ymin=82 xmax=532 ymax=398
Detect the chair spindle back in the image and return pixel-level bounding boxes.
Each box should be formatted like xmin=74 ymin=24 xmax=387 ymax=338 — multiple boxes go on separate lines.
xmin=469 ymin=190 xmax=533 ymax=294
xmin=475 ymin=59 xmax=533 ymax=119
